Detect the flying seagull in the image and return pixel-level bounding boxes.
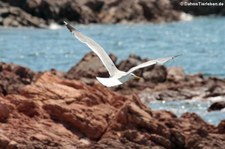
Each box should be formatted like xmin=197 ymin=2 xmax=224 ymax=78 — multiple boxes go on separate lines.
xmin=64 ymin=21 xmax=178 ymax=87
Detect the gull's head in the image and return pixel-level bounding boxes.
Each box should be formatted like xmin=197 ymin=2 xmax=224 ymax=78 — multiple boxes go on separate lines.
xmin=130 ymin=73 xmax=141 ymax=81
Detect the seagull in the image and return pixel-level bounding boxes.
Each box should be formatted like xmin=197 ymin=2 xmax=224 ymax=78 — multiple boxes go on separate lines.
xmin=64 ymin=21 xmax=178 ymax=87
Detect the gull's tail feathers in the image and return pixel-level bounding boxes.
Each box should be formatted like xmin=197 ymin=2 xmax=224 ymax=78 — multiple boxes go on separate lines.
xmin=96 ymin=77 xmax=122 ymax=87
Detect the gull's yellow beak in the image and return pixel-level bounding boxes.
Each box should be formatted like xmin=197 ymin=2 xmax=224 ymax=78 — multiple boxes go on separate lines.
xmin=134 ymin=75 xmax=142 ymax=80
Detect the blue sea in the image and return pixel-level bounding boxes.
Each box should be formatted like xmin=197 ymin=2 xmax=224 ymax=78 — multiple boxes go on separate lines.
xmin=0 ymin=17 xmax=225 ymax=125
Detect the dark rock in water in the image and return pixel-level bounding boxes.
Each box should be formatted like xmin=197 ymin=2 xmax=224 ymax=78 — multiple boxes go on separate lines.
xmin=138 ymin=73 xmax=225 ymax=102
xmin=117 ymin=54 xmax=167 ymax=83
xmin=208 ymin=101 xmax=225 ymax=112
xmin=117 ymin=54 xmax=143 ymax=73
xmin=142 ymin=65 xmax=167 ymax=83
xmin=0 ymin=62 xmax=35 ymax=95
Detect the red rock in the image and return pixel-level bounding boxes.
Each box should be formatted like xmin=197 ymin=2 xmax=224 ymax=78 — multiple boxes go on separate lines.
xmin=0 ymin=62 xmax=35 ymax=95
xmin=0 ymin=102 xmax=11 ymax=123
xmin=0 ymin=58 xmax=225 ymax=148
xmin=217 ymin=120 xmax=225 ymax=134
xmin=16 ymin=100 xmax=39 ymax=117
xmin=149 ymin=134 xmax=172 ymax=149
xmin=0 ymin=71 xmax=224 ymax=148
xmin=0 ymin=134 xmax=10 ymax=149
xmin=170 ymin=129 xmax=185 ymax=148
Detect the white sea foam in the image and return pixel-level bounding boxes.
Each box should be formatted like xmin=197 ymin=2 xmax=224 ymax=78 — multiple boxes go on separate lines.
xmin=49 ymin=23 xmax=62 ymax=30
xmin=206 ymin=96 xmax=225 ymax=102
xmin=179 ymin=12 xmax=193 ymax=21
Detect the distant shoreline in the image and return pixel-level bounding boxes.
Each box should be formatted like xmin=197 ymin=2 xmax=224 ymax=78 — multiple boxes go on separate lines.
xmin=0 ymin=0 xmax=224 ymax=28
xmin=1 ymin=52 xmax=225 ymax=103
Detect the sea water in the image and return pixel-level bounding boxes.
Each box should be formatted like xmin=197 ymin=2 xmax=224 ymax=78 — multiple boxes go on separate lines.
xmin=149 ymin=100 xmax=225 ymax=125
xmin=0 ymin=17 xmax=225 ymax=125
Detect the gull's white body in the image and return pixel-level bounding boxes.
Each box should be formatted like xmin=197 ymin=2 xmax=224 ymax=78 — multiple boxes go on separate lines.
xmin=96 ymin=77 xmax=122 ymax=87
xmin=64 ymin=21 xmax=178 ymax=87
xmin=97 ymin=71 xmax=134 ymax=87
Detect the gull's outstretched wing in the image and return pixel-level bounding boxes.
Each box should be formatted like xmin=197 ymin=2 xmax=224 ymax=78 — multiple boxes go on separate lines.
xmin=64 ymin=21 xmax=119 ymax=76
xmin=127 ymin=55 xmax=178 ymax=74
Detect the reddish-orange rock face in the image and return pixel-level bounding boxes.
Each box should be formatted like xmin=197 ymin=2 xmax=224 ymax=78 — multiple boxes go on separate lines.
xmin=0 ymin=72 xmax=225 ymax=148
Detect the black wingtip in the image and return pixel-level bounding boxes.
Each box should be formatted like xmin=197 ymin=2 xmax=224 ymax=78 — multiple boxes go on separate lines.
xmin=173 ymin=54 xmax=182 ymax=59
xmin=63 ymin=21 xmax=68 ymax=25
xmin=64 ymin=21 xmax=76 ymax=32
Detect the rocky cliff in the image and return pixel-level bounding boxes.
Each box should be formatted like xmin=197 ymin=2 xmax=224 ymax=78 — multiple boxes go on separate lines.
xmin=1 ymin=0 xmax=224 ymax=27
xmin=0 ymin=71 xmax=225 ymax=149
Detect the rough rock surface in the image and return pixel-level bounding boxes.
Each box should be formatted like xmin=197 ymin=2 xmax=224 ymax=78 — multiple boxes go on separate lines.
xmin=0 ymin=1 xmax=46 ymax=28
xmin=0 ymin=72 xmax=225 ymax=148
xmin=0 ymin=62 xmax=35 ymax=95
xmin=0 ymin=0 xmax=183 ymax=27
xmin=1 ymin=0 xmax=224 ymax=27
xmin=66 ymin=52 xmax=117 ymax=80
xmin=138 ymin=73 xmax=225 ymax=103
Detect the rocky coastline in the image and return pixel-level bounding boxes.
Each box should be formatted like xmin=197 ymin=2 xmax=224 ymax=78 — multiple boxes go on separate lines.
xmin=66 ymin=52 xmax=225 ymax=103
xmin=0 ymin=0 xmax=225 ymax=28
xmin=0 ymin=52 xmax=225 ymax=148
